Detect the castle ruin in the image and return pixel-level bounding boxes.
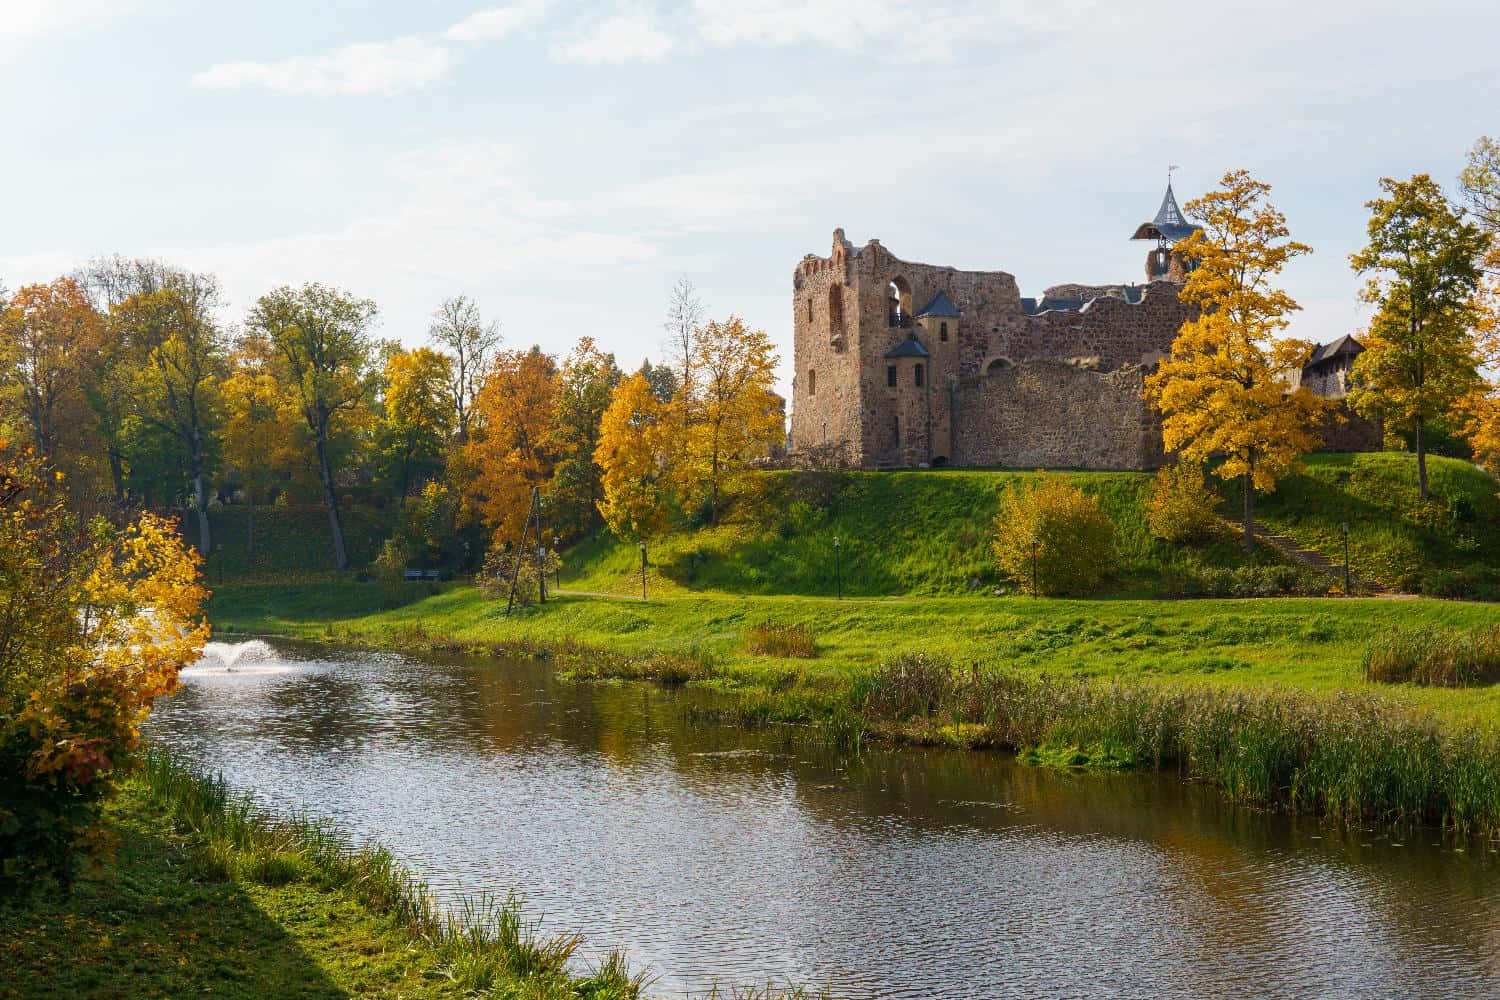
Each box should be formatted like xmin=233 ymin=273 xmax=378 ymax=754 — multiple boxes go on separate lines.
xmin=789 ymin=185 xmax=1201 ymax=470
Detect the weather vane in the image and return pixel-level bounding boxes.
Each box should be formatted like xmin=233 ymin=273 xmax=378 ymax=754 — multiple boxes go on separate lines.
xmin=1168 ymin=164 xmax=1179 ymax=186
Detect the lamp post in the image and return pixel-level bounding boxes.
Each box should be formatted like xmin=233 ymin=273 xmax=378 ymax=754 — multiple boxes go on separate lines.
xmin=833 ymin=536 xmax=842 ymax=600
xmin=1030 ymin=533 xmax=1039 ymax=598
xmin=536 ymin=544 xmax=546 ymax=604
xmin=639 ymin=541 xmax=647 ymax=601
xmin=1341 ymin=521 xmax=1350 ymax=596
xmin=553 ymin=535 xmax=561 ymax=590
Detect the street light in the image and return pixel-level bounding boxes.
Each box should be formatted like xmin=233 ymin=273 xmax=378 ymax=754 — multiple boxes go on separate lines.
xmin=833 ymin=536 xmax=842 ymax=600
xmin=553 ymin=534 xmax=561 ymax=589
xmin=1340 ymin=521 xmax=1350 ymax=596
xmin=639 ymin=541 xmax=647 ymax=601
xmin=1029 ymin=533 xmax=1039 ymax=598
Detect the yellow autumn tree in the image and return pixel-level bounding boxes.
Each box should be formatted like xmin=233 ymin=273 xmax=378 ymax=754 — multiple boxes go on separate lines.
xmin=595 ymin=373 xmax=676 ymax=541
xmin=221 ymin=332 xmax=302 ymax=556
xmin=1144 ymin=169 xmax=1331 ymax=551
xmin=465 ymin=347 xmax=558 ymax=544
xmin=1 ymin=442 xmax=207 ymax=893
xmin=680 ymin=317 xmax=783 ymax=525
xmin=376 ymin=346 xmax=454 ymax=503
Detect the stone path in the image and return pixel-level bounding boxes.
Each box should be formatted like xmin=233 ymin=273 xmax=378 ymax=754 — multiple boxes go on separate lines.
xmin=1244 ymin=521 xmax=1396 ymax=596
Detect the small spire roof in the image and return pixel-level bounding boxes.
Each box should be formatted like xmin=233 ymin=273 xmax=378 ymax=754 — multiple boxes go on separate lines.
xmin=1130 ymin=182 xmax=1200 ymax=242
xmin=915 ymin=291 xmax=961 ymax=319
xmin=884 ymin=335 xmax=930 ymax=359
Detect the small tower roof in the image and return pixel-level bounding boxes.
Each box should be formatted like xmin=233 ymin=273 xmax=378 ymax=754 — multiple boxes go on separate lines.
xmin=1304 ymin=334 xmax=1365 ymax=369
xmin=885 ymin=335 xmax=930 ymax=359
xmin=915 ymin=291 xmax=961 ymax=319
xmin=1131 ymin=182 xmax=1199 ymax=242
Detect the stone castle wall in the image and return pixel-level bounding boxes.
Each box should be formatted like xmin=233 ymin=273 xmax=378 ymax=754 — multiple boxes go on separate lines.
xmin=952 ymin=361 xmax=1164 ymax=469
xmin=789 ymin=230 xmax=1190 ymax=470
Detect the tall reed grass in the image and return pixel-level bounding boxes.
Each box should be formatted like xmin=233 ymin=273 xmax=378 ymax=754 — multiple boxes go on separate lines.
xmin=859 ymin=653 xmax=1500 ymax=834
xmin=1363 ymin=625 xmax=1500 ymax=687
xmin=744 ymin=622 xmax=818 ymax=659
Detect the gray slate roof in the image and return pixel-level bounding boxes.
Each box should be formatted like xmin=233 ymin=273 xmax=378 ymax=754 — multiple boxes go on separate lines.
xmin=1305 ymin=334 xmax=1364 ymax=368
xmin=915 ymin=291 xmax=961 ymax=318
xmin=884 ymin=335 xmax=930 ymax=358
xmin=1131 ymin=183 xmax=1200 ymax=242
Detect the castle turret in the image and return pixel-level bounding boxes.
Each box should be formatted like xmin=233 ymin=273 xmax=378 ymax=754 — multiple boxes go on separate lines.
xmin=1131 ymin=180 xmax=1199 ymax=283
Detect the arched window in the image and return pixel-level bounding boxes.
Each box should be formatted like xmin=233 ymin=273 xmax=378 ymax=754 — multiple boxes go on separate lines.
xmin=914 ymin=363 xmax=924 ymax=388
xmin=939 ymin=322 xmax=949 ymax=342
xmin=888 ymin=277 xmax=912 ymax=328
xmin=808 ymin=369 xmax=816 ymax=396
xmin=986 ymin=358 xmax=1012 ymax=375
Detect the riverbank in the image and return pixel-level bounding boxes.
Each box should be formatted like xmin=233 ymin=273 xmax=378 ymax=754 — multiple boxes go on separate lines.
xmin=0 ymin=753 xmax=655 ymax=1000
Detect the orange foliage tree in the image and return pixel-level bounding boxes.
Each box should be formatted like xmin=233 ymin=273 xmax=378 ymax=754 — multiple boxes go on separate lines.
xmin=465 ymin=347 xmax=558 ymax=545
xmin=1 ymin=442 xmax=207 ymax=894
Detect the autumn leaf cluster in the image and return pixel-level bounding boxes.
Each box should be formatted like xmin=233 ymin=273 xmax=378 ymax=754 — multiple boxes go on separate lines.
xmin=0 ymin=443 xmax=207 ymax=894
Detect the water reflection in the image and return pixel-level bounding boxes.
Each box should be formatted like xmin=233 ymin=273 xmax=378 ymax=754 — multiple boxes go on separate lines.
xmin=154 ymin=642 xmax=1500 ymax=998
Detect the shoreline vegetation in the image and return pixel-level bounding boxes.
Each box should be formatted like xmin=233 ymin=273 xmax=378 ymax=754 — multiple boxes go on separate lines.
xmin=211 ymin=582 xmax=1500 ymax=835
xmin=0 ymin=752 xmax=826 ymax=1000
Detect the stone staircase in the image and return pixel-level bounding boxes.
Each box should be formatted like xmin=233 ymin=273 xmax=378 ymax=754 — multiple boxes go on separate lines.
xmin=1244 ymin=520 xmax=1387 ymax=595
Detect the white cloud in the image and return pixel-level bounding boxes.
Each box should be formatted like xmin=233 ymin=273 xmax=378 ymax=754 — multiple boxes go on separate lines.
xmin=550 ymin=8 xmax=674 ymax=65
xmin=194 ymin=36 xmax=454 ymax=95
xmin=444 ymin=0 xmax=552 ymax=42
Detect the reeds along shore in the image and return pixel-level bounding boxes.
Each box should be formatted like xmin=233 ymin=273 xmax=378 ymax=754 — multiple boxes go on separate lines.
xmin=135 ymin=752 xmax=830 ymax=1000
xmin=860 ymin=654 xmax=1500 ymax=834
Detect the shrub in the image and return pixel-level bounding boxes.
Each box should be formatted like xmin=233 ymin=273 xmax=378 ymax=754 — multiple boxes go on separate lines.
xmin=0 ymin=444 xmax=207 ymax=896
xmin=1364 ymin=626 xmax=1500 ymax=687
xmin=1146 ymin=461 xmax=1222 ymax=543
xmin=745 ymin=621 xmax=818 ymax=658
xmin=478 ymin=538 xmax=561 ymax=607
xmin=992 ymin=474 xmax=1116 ymax=596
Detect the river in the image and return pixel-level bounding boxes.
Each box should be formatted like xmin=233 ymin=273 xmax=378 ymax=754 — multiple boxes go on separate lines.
xmin=145 ymin=639 xmax=1500 ymax=999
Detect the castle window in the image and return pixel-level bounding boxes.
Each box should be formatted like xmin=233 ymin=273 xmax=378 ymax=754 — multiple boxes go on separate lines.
xmin=939 ymin=322 xmax=948 ymax=342
xmin=887 ymin=365 xmax=897 ymax=387
xmin=888 ymin=277 xmax=912 ymax=328
xmin=828 ymin=285 xmax=843 ymax=338
xmin=806 ymin=298 xmax=813 ymax=323
xmin=808 ymin=369 xmax=816 ymax=396
xmin=914 ymin=364 xmax=924 ymax=388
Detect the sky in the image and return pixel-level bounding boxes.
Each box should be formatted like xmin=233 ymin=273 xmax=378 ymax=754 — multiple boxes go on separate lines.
xmin=3 ymin=0 xmax=1498 ymax=399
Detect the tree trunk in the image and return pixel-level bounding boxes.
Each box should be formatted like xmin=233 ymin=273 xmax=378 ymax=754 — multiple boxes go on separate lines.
xmin=191 ymin=436 xmax=211 ymax=556
xmin=108 ymin=448 xmax=126 ymax=506
xmin=1242 ymin=472 xmax=1255 ymax=554
xmin=1415 ymin=416 xmax=1430 ymax=500
xmin=316 ymin=435 xmax=349 ymax=571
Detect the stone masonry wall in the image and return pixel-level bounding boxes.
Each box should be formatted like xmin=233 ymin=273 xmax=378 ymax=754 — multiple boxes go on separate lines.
xmin=952 ymin=361 xmax=1164 ymax=469
xmin=789 ymin=231 xmax=1190 ymax=470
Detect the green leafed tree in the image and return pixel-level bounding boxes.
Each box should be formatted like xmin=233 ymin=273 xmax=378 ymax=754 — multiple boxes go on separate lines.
xmin=546 ymin=336 xmax=621 ymax=541
xmin=245 ymin=283 xmax=379 ymax=570
xmin=1349 ymin=174 xmax=1490 ymax=499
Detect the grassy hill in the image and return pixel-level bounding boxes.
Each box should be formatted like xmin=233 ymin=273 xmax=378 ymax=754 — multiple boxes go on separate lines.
xmin=563 ymin=455 xmax=1498 ymax=600
xmin=563 ymin=469 xmax=1286 ymax=599
xmin=1253 ymin=453 xmax=1500 ymax=598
